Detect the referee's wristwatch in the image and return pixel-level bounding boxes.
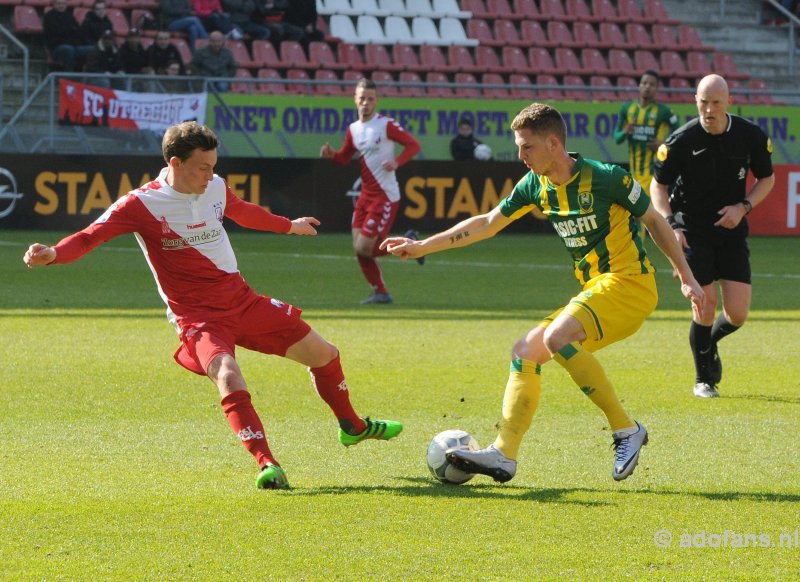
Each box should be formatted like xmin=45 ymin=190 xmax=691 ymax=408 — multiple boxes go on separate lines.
xmin=741 ymin=199 xmax=753 ymax=214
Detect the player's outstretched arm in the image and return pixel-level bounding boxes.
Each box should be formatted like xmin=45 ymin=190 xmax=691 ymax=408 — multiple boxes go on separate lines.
xmin=23 ymin=243 xmax=56 ymax=268
xmin=640 ymin=204 xmax=704 ymax=308
xmin=289 ymin=217 xmax=320 ymax=235
xmin=381 ymin=207 xmax=513 ymax=261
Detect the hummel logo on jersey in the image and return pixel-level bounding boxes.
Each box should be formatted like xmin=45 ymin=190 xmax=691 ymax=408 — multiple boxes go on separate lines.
xmin=738 ymin=167 xmax=746 ymax=180
xmin=237 ymin=426 xmax=264 ymax=441
xmin=692 ymin=148 xmax=707 ymax=156
xmin=337 ymin=380 xmax=349 ymax=392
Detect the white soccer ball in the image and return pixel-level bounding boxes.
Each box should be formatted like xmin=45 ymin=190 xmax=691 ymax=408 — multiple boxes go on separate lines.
xmin=426 ymin=429 xmax=480 ymax=484
xmin=473 ymin=143 xmax=492 ymax=160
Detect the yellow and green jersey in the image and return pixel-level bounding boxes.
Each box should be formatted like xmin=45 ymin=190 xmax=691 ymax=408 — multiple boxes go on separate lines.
xmin=498 ymin=155 xmax=654 ymax=285
xmin=613 ymin=101 xmax=679 ymax=194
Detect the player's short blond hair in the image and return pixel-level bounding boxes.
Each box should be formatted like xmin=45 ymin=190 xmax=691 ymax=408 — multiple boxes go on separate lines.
xmin=162 ymin=121 xmax=219 ymax=163
xmin=510 ymin=103 xmax=567 ymax=145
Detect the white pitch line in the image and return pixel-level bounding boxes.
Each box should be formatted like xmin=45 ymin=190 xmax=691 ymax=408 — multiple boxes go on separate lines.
xmin=3 ymin=239 xmax=800 ymax=279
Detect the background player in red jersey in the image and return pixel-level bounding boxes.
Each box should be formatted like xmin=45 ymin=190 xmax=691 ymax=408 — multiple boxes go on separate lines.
xmin=23 ymin=121 xmax=402 ymax=489
xmin=320 ymin=78 xmax=421 ymax=305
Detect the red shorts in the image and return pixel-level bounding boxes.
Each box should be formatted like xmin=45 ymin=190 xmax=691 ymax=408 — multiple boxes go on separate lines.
xmin=352 ymin=195 xmax=399 ymax=239
xmin=173 ymin=294 xmax=311 ymax=376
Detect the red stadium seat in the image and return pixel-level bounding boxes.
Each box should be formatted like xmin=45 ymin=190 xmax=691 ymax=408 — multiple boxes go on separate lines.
xmin=591 ymin=0 xmax=623 ymax=23
xmin=617 ymin=76 xmax=639 ymax=100
xmin=660 ymin=50 xmax=687 ymax=78
xmin=590 ymin=75 xmax=617 ymax=100
xmin=634 ymin=50 xmax=659 ymax=73
xmin=520 ymin=20 xmax=557 ymax=48
xmin=251 ymin=39 xmax=284 ymax=69
xmin=547 ymin=21 xmax=580 ymax=47
xmin=572 ymin=21 xmax=599 ymax=48
xmin=509 ymin=73 xmax=536 ymax=99
xmin=566 ymin=0 xmax=599 ymax=22
xmin=608 ymin=48 xmax=635 ymax=76
xmin=555 ymin=47 xmax=585 ymax=74
xmin=527 ymin=47 xmax=557 ymax=74
xmin=625 ymin=23 xmax=654 ymax=49
xmin=426 ymin=71 xmax=455 ymax=98
xmin=651 ymin=25 xmax=681 ymax=51
xmin=130 ymin=9 xmax=156 ymax=37
xmin=580 ymin=48 xmax=609 ymax=75
xmin=460 ymin=0 xmax=491 ymax=18
xmin=371 ymin=70 xmax=400 ymax=96
xmin=447 ymin=45 xmax=482 ymax=73
xmin=106 ymin=8 xmax=128 ymax=36
xmin=493 ymin=19 xmax=524 ymax=46
xmin=309 ymin=41 xmax=347 ymax=72
xmin=420 ymin=45 xmax=457 ymax=73
xmin=643 ymin=0 xmax=679 ymax=25
xmin=502 ymin=46 xmax=533 ymax=74
xmin=476 ymin=45 xmax=510 ymax=74
xmin=512 ymin=0 xmax=540 ymax=20
xmin=712 ymin=52 xmax=750 ymax=80
xmin=486 ymin=0 xmax=514 ymax=19
xmin=337 ymin=43 xmax=369 ymax=72
xmin=466 ymin=18 xmax=497 ymax=46
xmin=539 ymin=0 xmax=568 ymax=20
xmin=314 ymin=69 xmax=345 ymax=96
xmin=256 ymin=68 xmax=288 ymax=94
xmin=748 ymin=78 xmax=774 ymax=105
xmin=13 ymin=5 xmax=42 ymax=34
xmin=686 ymin=51 xmax=711 ymax=77
xmin=482 ymin=73 xmax=510 ymax=98
xmin=171 ymin=38 xmax=192 ymax=66
xmin=231 ymin=68 xmax=253 ymax=94
xmin=454 ymin=72 xmax=481 ymax=98
xmin=398 ymin=71 xmax=426 ymax=97
xmin=599 ymin=22 xmax=632 ymax=50
xmin=365 ymin=43 xmax=403 ymax=72
xmin=281 ymin=41 xmax=313 ymax=70
xmin=617 ymin=0 xmax=648 ymax=23
xmin=677 ymin=25 xmax=712 ymax=52
xmin=227 ymin=40 xmax=256 ymax=69
xmin=562 ymin=74 xmax=587 ymax=101
xmin=393 ymin=44 xmax=423 ymax=72
xmin=536 ymin=74 xmax=564 ymax=100
xmin=286 ymin=68 xmax=312 ymax=95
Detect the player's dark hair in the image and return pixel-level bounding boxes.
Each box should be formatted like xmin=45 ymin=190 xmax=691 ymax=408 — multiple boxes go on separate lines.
xmin=162 ymin=121 xmax=219 ymax=163
xmin=641 ymin=70 xmax=660 ymax=84
xmin=510 ymin=103 xmax=567 ymax=145
xmin=355 ymin=78 xmax=377 ymax=93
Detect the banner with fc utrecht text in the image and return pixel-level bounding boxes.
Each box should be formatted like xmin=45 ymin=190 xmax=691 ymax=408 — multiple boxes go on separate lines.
xmin=0 ymin=154 xmax=797 ymax=236
xmin=58 ymin=79 xmax=207 ymax=130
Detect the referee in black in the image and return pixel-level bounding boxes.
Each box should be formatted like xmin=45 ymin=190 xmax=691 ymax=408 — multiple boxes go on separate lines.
xmin=650 ymin=74 xmax=774 ymax=398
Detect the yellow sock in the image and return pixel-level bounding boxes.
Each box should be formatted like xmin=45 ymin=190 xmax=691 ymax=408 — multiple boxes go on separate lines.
xmin=552 ymin=343 xmax=634 ymax=432
xmin=494 ymin=358 xmax=541 ymax=460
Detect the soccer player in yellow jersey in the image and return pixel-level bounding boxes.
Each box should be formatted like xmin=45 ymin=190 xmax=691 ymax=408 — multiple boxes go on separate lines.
xmin=382 ymin=103 xmax=703 ymax=482
xmin=614 ymin=70 xmax=680 ymax=195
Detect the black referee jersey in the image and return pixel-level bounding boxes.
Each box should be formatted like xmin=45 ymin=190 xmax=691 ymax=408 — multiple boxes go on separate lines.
xmin=653 ymin=114 xmax=773 ymax=237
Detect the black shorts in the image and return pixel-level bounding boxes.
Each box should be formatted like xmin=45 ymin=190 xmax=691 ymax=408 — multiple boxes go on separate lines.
xmin=683 ymin=232 xmax=751 ymax=286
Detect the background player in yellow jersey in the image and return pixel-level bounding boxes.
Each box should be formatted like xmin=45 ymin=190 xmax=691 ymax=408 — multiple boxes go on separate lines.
xmin=613 ymin=70 xmax=680 ymax=195
xmin=382 ymin=103 xmax=703 ymax=483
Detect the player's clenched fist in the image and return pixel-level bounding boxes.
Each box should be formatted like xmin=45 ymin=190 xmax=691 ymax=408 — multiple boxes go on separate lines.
xmin=23 ymin=243 xmax=56 ymax=268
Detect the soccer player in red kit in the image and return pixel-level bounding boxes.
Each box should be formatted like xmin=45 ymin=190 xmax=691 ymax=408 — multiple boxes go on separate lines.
xmin=23 ymin=121 xmax=402 ymax=489
xmin=320 ymin=77 xmax=421 ymax=304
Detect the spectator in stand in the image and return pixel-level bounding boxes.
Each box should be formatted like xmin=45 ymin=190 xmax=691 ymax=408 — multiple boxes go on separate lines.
xmin=119 ymin=28 xmax=154 ymax=75
xmin=159 ymin=0 xmax=209 ymax=51
xmin=450 ymin=117 xmax=484 ymax=161
xmin=192 ymin=0 xmax=244 ymax=40
xmin=148 ymin=31 xmax=186 ymax=75
xmin=190 ymin=30 xmax=237 ymax=92
xmin=222 ymin=0 xmax=272 ymax=41
xmin=85 ymin=30 xmax=123 ymax=88
xmin=159 ymin=60 xmax=188 ymax=93
xmin=43 ymin=0 xmax=93 ymax=72
xmin=257 ymin=0 xmax=305 ymax=45
xmin=283 ymin=0 xmax=323 ymax=45
xmin=80 ymin=0 xmax=113 ymax=46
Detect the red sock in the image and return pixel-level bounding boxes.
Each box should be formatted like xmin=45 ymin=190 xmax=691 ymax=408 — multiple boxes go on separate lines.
xmin=356 ymin=255 xmax=388 ymax=293
xmin=309 ymin=354 xmax=366 ymax=434
xmin=220 ymin=390 xmax=277 ymax=468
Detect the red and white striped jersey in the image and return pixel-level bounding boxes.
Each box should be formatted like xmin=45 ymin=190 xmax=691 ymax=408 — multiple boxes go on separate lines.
xmin=52 ymin=167 xmax=291 ymax=325
xmin=330 ymin=114 xmax=420 ymax=203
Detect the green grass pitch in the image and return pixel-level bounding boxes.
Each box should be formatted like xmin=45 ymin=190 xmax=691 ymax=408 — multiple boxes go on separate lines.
xmin=1 ymin=229 xmax=799 ymax=579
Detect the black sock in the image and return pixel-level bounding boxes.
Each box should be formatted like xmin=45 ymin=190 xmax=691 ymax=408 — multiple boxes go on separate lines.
xmin=690 ymin=321 xmax=713 ymax=383
xmin=711 ymin=313 xmax=740 ymax=344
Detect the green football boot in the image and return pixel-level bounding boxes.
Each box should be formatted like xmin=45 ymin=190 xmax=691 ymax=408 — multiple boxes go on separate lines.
xmin=338 ymin=417 xmax=403 ymax=447
xmin=256 ymin=463 xmax=290 ymax=490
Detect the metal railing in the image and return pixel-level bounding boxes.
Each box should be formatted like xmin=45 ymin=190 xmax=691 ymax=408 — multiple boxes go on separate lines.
xmin=0 ymin=23 xmax=30 ymax=102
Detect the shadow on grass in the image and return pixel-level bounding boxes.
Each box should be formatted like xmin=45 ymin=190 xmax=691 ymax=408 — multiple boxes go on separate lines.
xmin=726 ymin=394 xmax=800 ymax=405
xmin=287 ymin=477 xmax=800 ymax=504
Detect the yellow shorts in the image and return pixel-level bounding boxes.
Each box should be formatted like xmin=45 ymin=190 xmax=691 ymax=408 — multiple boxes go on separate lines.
xmin=542 ymin=272 xmax=658 ymax=352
